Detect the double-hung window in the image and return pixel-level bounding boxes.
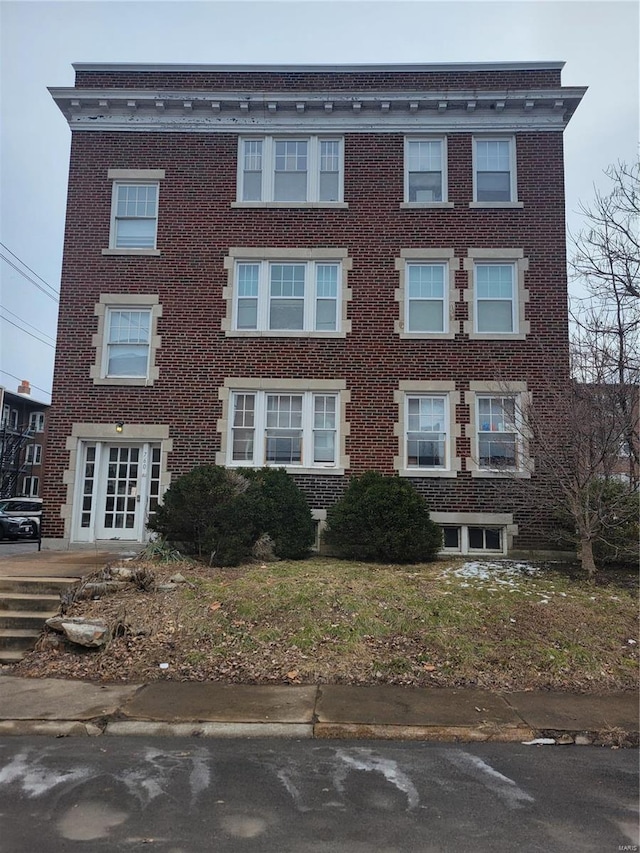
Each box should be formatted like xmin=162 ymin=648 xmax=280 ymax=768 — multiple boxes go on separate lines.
xmin=238 ymin=136 xmax=343 ymax=203
xmin=475 ymin=263 xmax=516 ymax=333
xmin=104 ymin=309 xmax=151 ymax=378
xmin=406 ymin=263 xmax=447 ymax=333
xmin=405 ymin=138 xmax=445 ymax=203
xmin=25 ymin=444 xmax=42 ymax=465
xmin=477 ymin=396 xmax=518 ymax=470
xmin=229 ymin=390 xmax=339 ymax=469
xmin=406 ymin=395 xmax=448 ymax=470
xmin=473 ymin=137 xmax=516 ymax=203
xmin=234 ymin=260 xmax=340 ymax=332
xmin=111 ymin=183 xmax=159 ymax=248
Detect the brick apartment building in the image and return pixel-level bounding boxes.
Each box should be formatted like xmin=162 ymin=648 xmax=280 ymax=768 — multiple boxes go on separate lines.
xmin=1 ymin=381 xmax=47 ymax=498
xmin=44 ymin=62 xmax=585 ymax=553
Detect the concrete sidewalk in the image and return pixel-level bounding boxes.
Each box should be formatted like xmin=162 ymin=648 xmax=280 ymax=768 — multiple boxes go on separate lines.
xmin=0 ymin=676 xmax=637 ymax=744
xmin=0 ymin=549 xmax=131 ymax=579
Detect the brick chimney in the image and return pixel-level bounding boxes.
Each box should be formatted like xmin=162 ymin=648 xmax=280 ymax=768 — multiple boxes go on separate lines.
xmin=17 ymin=380 xmax=31 ymax=396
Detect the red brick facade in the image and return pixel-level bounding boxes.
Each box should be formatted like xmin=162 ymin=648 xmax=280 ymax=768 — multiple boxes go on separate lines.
xmin=44 ymin=63 xmax=584 ymax=554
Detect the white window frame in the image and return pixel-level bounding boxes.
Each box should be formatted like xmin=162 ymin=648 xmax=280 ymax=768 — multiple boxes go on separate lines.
xmin=402 ymin=137 xmax=453 ymax=208
xmin=474 ymin=262 xmax=517 ymax=335
xmin=235 ymin=136 xmax=345 ymax=206
xmin=463 ymin=249 xmax=530 ymax=340
xmin=471 ymin=136 xmax=522 ymax=208
xmin=404 ymin=394 xmax=450 ymax=472
xmin=2 ymin=405 xmax=9 ymax=428
xmin=394 ymin=381 xmax=461 ymax=478
xmin=395 ymin=249 xmax=459 ymax=339
xmin=431 ymin=511 xmax=516 ymax=556
xmin=232 ymin=260 xmax=341 ymax=333
xmin=466 ymin=382 xmax=533 ymax=479
xmin=25 ymin=444 xmax=42 ymax=465
xmin=217 ymin=379 xmax=350 ymax=474
xmin=223 ymin=248 xmax=352 ymax=338
xmin=22 ymin=476 xmax=39 ymax=497
xmin=103 ymin=169 xmax=165 ymax=256
xmin=29 ymin=412 xmax=45 ymax=432
xmin=90 ymin=294 xmax=162 ymax=387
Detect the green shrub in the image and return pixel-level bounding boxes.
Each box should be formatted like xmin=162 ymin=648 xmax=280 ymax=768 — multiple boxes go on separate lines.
xmin=148 ymin=464 xmax=315 ymax=565
xmin=148 ymin=465 xmax=253 ymax=565
xmin=325 ymin=471 xmax=442 ymax=563
xmin=243 ymin=468 xmax=316 ymax=559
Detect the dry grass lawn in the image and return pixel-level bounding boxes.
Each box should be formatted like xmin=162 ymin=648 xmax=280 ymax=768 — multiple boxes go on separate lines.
xmin=11 ymin=556 xmax=639 ymax=693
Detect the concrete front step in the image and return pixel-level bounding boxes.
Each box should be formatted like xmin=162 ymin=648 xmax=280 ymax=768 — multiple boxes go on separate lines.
xmin=0 ymin=611 xmax=58 ymax=630
xmin=0 ymin=593 xmax=61 ymax=612
xmin=0 ymin=577 xmax=80 ymax=595
xmin=0 ymin=628 xmax=42 ymax=652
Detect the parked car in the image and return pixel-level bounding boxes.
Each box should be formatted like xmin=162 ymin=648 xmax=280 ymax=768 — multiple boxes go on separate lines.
xmin=0 ymin=498 xmax=42 ymax=538
xmin=0 ymin=510 xmax=36 ymax=540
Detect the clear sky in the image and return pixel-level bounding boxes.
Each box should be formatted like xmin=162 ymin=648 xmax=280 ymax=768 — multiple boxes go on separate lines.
xmin=0 ymin=0 xmax=638 ymax=405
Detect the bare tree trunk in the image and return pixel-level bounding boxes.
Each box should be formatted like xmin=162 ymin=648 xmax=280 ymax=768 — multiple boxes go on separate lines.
xmin=578 ymin=535 xmax=597 ymax=580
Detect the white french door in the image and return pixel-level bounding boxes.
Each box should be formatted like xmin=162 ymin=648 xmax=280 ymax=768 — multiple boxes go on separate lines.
xmin=74 ymin=442 xmax=161 ymax=542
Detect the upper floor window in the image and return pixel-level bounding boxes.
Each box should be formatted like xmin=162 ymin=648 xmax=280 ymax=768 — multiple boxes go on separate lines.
xmin=223 ymin=248 xmax=352 ymax=338
xmin=473 ymin=137 xmax=517 ymax=203
xmin=463 ymin=250 xmax=529 ymax=340
xmin=22 ymin=476 xmax=39 ymax=497
xmin=238 ymin=137 xmax=343 ymax=203
xmin=234 ymin=260 xmax=340 ymax=332
xmin=475 ymin=263 xmax=516 ymax=334
xmin=91 ymin=294 xmax=162 ymax=387
xmin=105 ymin=309 xmax=151 ymax=378
xmin=406 ymin=263 xmax=448 ymax=333
xmin=29 ymin=412 xmax=45 ymax=432
xmin=110 ymin=183 xmax=158 ymax=249
xmin=25 ymin=444 xmax=42 ymax=465
xmin=1 ymin=405 xmax=9 ymax=428
xmin=103 ymin=169 xmax=164 ymax=256
xmin=404 ymin=138 xmax=446 ymax=203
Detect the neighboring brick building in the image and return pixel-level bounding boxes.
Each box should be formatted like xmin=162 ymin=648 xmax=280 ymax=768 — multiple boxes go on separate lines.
xmin=0 ymin=382 xmax=48 ymax=498
xmin=45 ymin=62 xmax=585 ymax=553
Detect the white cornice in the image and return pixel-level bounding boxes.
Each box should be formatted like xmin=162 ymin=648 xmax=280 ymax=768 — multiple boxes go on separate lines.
xmin=49 ymin=86 xmax=586 ymax=133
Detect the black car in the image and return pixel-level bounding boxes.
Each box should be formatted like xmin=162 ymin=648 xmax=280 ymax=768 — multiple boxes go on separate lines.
xmin=0 ymin=511 xmax=36 ymax=540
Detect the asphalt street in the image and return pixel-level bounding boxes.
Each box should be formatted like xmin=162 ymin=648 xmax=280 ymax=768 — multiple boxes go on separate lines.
xmin=0 ymin=738 xmax=637 ymax=852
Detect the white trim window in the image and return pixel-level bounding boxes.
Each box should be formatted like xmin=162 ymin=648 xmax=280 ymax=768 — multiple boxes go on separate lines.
xmin=110 ymin=182 xmax=159 ymax=249
xmin=473 ymin=137 xmax=516 ymax=203
xmin=405 ymin=138 xmax=445 ymax=202
xmin=476 ymin=396 xmax=518 ymax=470
xmin=441 ymin=525 xmax=504 ymax=554
xmin=405 ymin=395 xmax=449 ymax=470
xmin=229 ymin=390 xmax=339 ymax=469
xmin=22 ymin=476 xmax=40 ymax=497
xmin=25 ymin=444 xmax=42 ymax=465
xmin=29 ymin=412 xmax=45 ymax=432
xmin=238 ymin=136 xmax=343 ymax=203
xmin=406 ymin=263 xmax=448 ymax=333
xmin=474 ymin=263 xmax=516 ymax=333
xmin=234 ymin=260 xmax=340 ymax=332
xmin=104 ymin=308 xmax=151 ymax=378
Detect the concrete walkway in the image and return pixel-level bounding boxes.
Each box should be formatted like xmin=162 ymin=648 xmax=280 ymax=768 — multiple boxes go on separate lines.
xmin=0 ymin=675 xmax=637 ymax=744
xmin=0 ymin=548 xmax=637 ymax=745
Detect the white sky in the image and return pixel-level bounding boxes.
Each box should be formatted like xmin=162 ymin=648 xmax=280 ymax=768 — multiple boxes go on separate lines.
xmin=0 ymin=0 xmax=638 ymax=404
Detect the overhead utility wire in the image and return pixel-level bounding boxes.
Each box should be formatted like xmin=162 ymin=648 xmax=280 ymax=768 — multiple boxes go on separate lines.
xmin=0 ymin=254 xmax=59 ymax=303
xmin=0 ymin=241 xmax=59 ymax=298
xmin=0 ymin=306 xmax=56 ymax=342
xmin=0 ymin=315 xmax=55 ymax=348
xmin=0 ymin=369 xmax=51 ymax=398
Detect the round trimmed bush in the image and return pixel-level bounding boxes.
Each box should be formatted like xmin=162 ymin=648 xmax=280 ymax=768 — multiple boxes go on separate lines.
xmin=325 ymin=471 xmax=442 ymax=563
